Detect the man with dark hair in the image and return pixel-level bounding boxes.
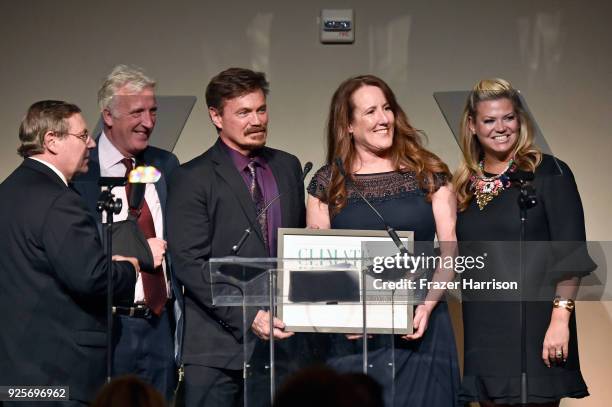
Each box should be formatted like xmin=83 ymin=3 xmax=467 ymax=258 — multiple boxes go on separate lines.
xmin=73 ymin=65 xmax=181 ymax=401
xmin=167 ymin=67 xmax=306 ymax=406
xmin=204 ymin=67 xmax=270 ymax=114
xmin=0 ymin=100 xmax=139 ymax=406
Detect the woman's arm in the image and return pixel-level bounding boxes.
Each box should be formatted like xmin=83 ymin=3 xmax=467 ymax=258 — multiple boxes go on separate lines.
xmin=306 ymin=195 xmax=331 ymax=229
xmin=404 ymin=184 xmax=458 ymax=340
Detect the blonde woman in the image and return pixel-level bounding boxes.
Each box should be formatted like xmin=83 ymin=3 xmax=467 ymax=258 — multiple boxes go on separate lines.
xmin=454 ymin=78 xmax=591 ymax=406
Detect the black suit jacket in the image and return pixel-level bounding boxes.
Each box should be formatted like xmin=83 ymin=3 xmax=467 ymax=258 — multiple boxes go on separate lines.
xmin=167 ymin=139 xmax=305 ymax=369
xmin=72 ymin=139 xmax=184 ymax=363
xmin=0 ymin=159 xmax=136 ymax=402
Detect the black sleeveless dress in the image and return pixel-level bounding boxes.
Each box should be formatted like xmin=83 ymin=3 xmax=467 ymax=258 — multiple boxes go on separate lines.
xmin=308 ymin=165 xmax=460 ymax=407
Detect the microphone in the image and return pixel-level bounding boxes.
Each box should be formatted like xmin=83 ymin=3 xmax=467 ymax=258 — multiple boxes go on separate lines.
xmin=230 ymin=161 xmax=313 ymax=255
xmin=508 ymin=169 xmax=535 ymax=183
xmin=334 ymin=158 xmax=409 ymax=255
xmin=302 ymin=161 xmax=313 ymax=182
xmin=98 ymin=177 xmax=127 ymax=188
xmin=508 ymin=169 xmax=537 ymax=210
xmin=231 ymin=193 xmax=282 ymax=255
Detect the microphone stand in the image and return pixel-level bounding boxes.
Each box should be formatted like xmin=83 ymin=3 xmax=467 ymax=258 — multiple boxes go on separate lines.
xmin=96 ymin=177 xmax=125 ymax=383
xmin=513 ymin=173 xmax=537 ymax=405
xmin=334 ymin=158 xmax=409 ymax=255
xmin=231 ymin=195 xmax=282 ymax=255
xmin=231 ymin=161 xmax=312 ymax=255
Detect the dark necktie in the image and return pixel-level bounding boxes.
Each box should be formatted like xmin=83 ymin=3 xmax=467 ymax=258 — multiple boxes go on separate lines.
xmin=247 ymin=160 xmax=268 ymax=251
xmin=122 ymin=158 xmax=167 ymax=316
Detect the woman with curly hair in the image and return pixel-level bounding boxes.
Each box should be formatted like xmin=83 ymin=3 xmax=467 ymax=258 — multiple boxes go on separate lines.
xmin=307 ymin=74 xmax=460 ymax=406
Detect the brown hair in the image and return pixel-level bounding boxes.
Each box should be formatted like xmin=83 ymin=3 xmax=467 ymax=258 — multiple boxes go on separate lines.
xmin=90 ymin=375 xmax=166 ymax=407
xmin=205 ymin=67 xmax=269 ymax=112
xmin=18 ymin=100 xmax=81 ymax=158
xmin=325 ymin=74 xmax=450 ymax=213
xmin=452 ymin=78 xmax=542 ymax=211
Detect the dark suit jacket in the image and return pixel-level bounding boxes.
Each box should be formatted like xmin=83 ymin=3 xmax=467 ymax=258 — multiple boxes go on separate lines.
xmin=167 ymin=139 xmax=306 ymax=370
xmin=0 ymin=159 xmax=136 ymax=402
xmin=72 ymin=139 xmax=184 ymax=363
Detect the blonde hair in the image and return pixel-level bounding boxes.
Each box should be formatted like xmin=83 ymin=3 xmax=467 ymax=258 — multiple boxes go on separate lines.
xmin=452 ymin=78 xmax=542 ymax=211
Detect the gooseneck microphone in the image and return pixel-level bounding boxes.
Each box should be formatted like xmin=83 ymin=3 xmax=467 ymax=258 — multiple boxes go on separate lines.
xmin=231 ymin=194 xmax=282 ymax=255
xmin=302 ymin=161 xmax=313 ymax=182
xmin=334 ymin=158 xmax=409 ymax=255
xmin=230 ymin=161 xmax=313 ymax=255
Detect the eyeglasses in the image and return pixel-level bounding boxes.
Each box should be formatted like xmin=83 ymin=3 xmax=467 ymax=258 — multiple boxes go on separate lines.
xmin=65 ymin=130 xmax=90 ymax=143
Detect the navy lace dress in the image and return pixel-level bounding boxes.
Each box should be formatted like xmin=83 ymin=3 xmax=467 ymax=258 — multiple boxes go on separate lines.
xmin=307 ymin=164 xmax=461 ymax=407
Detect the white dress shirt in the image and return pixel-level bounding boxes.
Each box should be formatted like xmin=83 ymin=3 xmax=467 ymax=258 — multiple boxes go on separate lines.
xmin=98 ymin=132 xmax=169 ymax=301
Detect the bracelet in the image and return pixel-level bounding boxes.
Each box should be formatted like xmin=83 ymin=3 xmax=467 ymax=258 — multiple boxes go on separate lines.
xmin=553 ymin=296 xmax=575 ymax=312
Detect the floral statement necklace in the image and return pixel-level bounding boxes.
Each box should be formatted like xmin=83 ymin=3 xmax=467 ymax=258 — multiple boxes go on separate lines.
xmin=470 ymin=158 xmax=516 ymax=210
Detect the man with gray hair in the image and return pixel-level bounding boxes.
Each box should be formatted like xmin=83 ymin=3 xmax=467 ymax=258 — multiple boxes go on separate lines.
xmin=73 ymin=65 xmax=181 ymax=401
xmin=0 ymin=100 xmax=139 ymax=405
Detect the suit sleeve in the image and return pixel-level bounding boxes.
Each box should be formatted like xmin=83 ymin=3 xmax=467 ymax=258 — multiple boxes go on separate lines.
xmin=167 ymin=165 xmax=250 ymax=340
xmin=42 ymin=190 xmax=136 ymax=298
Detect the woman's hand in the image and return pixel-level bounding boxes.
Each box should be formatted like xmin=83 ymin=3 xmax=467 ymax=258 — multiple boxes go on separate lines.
xmin=402 ymin=303 xmax=434 ymax=340
xmin=542 ymin=309 xmax=571 ymax=367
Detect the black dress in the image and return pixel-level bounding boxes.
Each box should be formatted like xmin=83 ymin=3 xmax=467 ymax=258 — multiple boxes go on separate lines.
xmin=456 ymin=155 xmax=592 ymax=404
xmin=308 ymin=164 xmax=461 ymax=407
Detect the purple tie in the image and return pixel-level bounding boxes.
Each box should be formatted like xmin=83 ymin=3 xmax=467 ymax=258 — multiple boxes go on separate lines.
xmin=247 ymin=160 xmax=268 ymax=250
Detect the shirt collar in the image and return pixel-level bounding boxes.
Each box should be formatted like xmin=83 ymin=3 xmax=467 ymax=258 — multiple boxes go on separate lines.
xmin=219 ymin=138 xmax=267 ymax=171
xmin=99 ymin=131 xmax=132 ymax=171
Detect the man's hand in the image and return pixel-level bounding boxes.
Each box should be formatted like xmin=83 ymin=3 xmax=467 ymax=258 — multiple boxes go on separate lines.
xmin=147 ymin=238 xmax=167 ymax=268
xmin=251 ymin=310 xmax=294 ymax=340
xmin=112 ymin=255 xmax=140 ymax=278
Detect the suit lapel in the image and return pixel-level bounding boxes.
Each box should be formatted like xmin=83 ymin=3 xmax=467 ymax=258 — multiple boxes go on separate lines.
xmin=210 ymin=141 xmax=265 ymax=244
xmin=141 ymin=149 xmax=168 ymax=211
xmin=265 ymin=149 xmax=292 ymax=228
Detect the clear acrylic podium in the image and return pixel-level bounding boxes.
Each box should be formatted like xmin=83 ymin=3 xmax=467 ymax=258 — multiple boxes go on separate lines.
xmin=209 ymin=255 xmax=423 ymax=407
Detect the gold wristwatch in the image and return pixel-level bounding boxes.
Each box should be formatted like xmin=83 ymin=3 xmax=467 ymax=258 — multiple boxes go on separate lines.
xmin=553 ymin=296 xmax=575 ymax=312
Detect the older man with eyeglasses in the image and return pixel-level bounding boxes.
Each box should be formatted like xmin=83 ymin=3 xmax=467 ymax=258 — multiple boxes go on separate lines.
xmin=0 ymin=100 xmax=139 ymax=406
